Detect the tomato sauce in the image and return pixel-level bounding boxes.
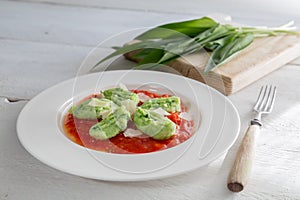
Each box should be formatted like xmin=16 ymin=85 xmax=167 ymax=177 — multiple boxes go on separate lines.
xmin=63 ymin=90 xmax=195 ymax=154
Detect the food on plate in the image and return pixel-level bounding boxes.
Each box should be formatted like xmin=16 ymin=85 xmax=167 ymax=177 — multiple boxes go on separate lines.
xmin=103 ymin=87 xmax=139 ymax=106
xmin=63 ymin=86 xmax=195 ymax=154
xmin=71 ymin=98 xmax=116 ymax=120
xmin=134 ymin=107 xmax=176 ymax=140
xmin=140 ymin=96 xmax=181 ymax=112
xmin=89 ymin=106 xmax=131 ymax=140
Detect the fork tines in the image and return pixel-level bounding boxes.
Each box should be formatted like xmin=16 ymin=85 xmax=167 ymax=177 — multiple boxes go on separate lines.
xmin=253 ymin=85 xmax=277 ymax=113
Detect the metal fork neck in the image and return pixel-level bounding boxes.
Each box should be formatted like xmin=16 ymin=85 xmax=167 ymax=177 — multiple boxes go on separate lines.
xmin=251 ymin=112 xmax=263 ymax=126
xmin=251 ymin=119 xmax=262 ymax=126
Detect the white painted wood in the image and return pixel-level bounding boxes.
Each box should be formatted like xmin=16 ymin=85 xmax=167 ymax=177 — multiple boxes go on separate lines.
xmin=0 ymin=38 xmax=136 ymax=99
xmin=1 ymin=0 xmax=300 ymax=199
xmin=20 ymin=0 xmax=300 ymax=23
xmin=0 ymin=39 xmax=89 ymax=99
xmin=1 ymin=0 xmax=299 ymax=48
xmin=290 ymin=56 xmax=300 ymax=65
xmin=0 ymin=0 xmax=197 ymax=46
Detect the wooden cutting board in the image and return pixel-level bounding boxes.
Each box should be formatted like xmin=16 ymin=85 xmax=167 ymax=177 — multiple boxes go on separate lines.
xmin=125 ymin=34 xmax=300 ymax=95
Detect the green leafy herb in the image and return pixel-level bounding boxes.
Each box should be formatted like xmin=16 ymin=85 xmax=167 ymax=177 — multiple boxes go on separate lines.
xmin=92 ymin=17 xmax=298 ymax=73
xmin=136 ymin=16 xmax=218 ymax=40
xmin=205 ymin=33 xmax=254 ymax=72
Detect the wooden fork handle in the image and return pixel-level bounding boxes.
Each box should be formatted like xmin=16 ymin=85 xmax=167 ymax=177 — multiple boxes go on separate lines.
xmin=227 ymin=124 xmax=260 ymax=192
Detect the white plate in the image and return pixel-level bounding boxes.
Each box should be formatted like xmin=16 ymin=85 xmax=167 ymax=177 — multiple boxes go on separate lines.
xmin=17 ymin=70 xmax=240 ymax=181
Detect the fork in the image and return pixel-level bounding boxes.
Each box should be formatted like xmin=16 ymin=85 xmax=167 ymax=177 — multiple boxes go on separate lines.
xmin=227 ymin=85 xmax=277 ymax=192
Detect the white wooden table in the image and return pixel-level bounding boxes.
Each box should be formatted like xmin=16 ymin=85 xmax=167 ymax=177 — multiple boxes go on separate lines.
xmin=1 ymin=0 xmax=300 ymax=199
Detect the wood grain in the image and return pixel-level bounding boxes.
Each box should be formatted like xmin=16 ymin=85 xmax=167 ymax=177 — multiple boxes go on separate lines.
xmin=1 ymin=0 xmax=300 ymax=199
xmin=227 ymin=125 xmax=260 ymax=192
xmin=125 ymin=35 xmax=300 ymax=95
xmin=0 ymin=0 xmax=196 ymax=47
xmin=22 ymin=0 xmax=300 ymax=23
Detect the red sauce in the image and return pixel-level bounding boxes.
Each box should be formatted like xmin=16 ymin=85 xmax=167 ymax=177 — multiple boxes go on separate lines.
xmin=63 ymin=90 xmax=194 ymax=154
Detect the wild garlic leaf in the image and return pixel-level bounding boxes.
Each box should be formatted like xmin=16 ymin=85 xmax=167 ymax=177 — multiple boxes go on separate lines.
xmin=160 ymin=17 xmax=217 ymax=29
xmin=132 ymin=48 xmax=153 ymax=60
xmin=135 ymin=17 xmax=218 ymax=40
xmin=137 ymin=49 xmax=165 ymax=65
xmin=157 ymin=38 xmax=198 ymax=63
xmin=204 ymin=34 xmax=236 ymax=51
xmin=91 ymin=16 xmax=298 ymax=72
xmin=156 ymin=25 xmax=235 ymax=64
xmin=240 ymin=27 xmax=298 ymax=37
xmin=205 ymin=33 xmax=254 ymax=72
xmin=195 ymin=24 xmax=235 ymax=43
xmin=91 ymin=41 xmax=154 ymax=70
xmin=91 ymin=38 xmax=181 ymax=70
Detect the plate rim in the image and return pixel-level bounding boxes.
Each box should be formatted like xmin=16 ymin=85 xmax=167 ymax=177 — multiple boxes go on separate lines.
xmin=17 ymin=70 xmax=240 ymax=181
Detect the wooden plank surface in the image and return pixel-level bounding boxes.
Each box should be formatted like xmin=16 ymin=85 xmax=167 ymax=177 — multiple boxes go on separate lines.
xmin=1 ymin=0 xmax=299 ymax=47
xmin=0 ymin=39 xmax=89 ymax=99
xmin=20 ymin=0 xmax=300 ymax=23
xmin=0 ymin=0 xmax=197 ymax=46
xmin=1 ymin=0 xmax=300 ymax=199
